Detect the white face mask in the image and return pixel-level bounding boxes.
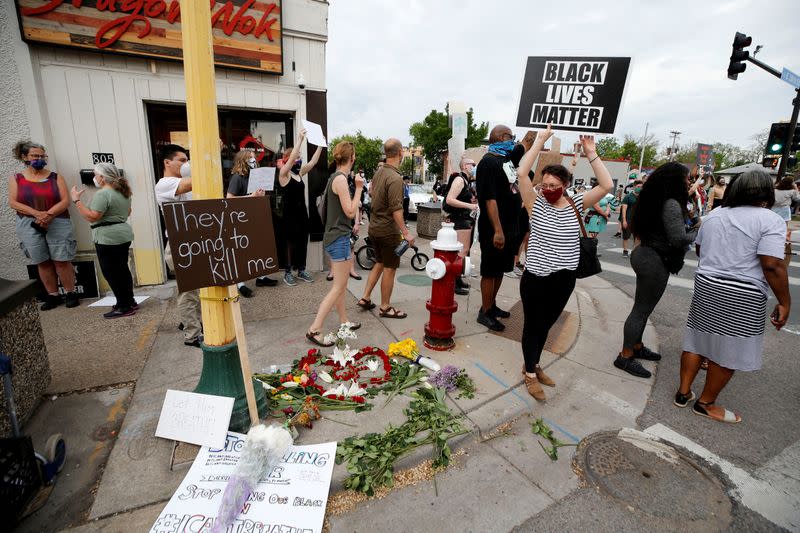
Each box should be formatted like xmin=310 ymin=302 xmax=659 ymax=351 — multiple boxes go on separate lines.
xmin=180 ymin=161 xmax=191 ymax=178
xmin=93 ymin=176 xmax=102 ymax=188
xmin=247 ymin=158 xmax=257 ymax=169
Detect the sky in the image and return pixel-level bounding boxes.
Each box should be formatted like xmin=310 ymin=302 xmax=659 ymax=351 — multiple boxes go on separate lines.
xmin=326 ymin=0 xmax=800 ymax=154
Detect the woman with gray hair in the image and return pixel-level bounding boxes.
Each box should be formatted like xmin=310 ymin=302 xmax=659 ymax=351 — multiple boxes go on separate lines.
xmin=675 ymin=169 xmax=790 ymax=423
xmin=71 ymin=163 xmax=137 ymax=319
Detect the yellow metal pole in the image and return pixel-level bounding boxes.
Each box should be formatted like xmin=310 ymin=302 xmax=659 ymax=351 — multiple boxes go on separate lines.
xmin=178 ymin=0 xmax=234 ymax=346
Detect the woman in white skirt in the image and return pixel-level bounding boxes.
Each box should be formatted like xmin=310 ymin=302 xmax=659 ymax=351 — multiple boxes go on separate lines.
xmin=675 ymin=169 xmax=790 ymax=423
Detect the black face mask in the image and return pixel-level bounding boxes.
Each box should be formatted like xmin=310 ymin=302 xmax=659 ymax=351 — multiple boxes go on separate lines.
xmin=291 ymin=162 xmax=302 ymax=173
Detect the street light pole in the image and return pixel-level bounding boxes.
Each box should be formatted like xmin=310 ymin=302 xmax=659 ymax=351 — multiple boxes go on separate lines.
xmin=638 ymin=122 xmax=649 ymax=172
xmin=669 ymin=130 xmax=681 ymax=161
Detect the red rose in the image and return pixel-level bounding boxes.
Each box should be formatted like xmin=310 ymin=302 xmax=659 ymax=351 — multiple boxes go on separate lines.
xmin=308 ymin=349 xmax=318 ymax=356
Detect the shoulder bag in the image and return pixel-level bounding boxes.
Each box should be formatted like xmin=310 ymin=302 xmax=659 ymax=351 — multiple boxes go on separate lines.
xmin=566 ymin=197 xmax=602 ymax=278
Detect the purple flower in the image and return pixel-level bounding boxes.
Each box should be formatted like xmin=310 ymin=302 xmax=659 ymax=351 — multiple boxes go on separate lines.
xmin=429 ymin=365 xmax=461 ymax=392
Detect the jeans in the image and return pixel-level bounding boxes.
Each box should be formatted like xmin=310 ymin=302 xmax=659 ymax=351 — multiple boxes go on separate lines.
xmin=520 ymin=269 xmax=577 ymax=372
xmin=95 ymin=242 xmax=135 ymax=309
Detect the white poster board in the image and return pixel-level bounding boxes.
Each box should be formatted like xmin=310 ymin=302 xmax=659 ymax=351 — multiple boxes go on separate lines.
xmin=155 ymin=390 xmax=234 ymax=449
xmin=247 ymin=167 xmax=276 ymax=194
xmin=301 ymin=119 xmax=328 ymax=148
xmin=150 ymin=433 xmax=337 ymax=533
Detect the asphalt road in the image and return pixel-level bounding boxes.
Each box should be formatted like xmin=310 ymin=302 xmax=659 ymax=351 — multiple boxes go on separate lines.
xmin=561 ymin=219 xmax=799 ymax=531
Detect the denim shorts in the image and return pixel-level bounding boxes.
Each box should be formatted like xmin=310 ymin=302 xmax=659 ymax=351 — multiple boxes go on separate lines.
xmin=16 ymin=216 xmax=77 ymax=264
xmin=325 ymin=234 xmax=351 ymax=262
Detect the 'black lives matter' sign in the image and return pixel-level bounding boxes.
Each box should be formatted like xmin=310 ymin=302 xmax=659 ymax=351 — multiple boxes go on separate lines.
xmin=516 ymin=56 xmax=631 ymax=134
xmin=163 ymin=197 xmax=279 ymax=293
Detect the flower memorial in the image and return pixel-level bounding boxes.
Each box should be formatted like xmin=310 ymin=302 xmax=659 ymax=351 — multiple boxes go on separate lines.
xmin=429 ymin=365 xmax=476 ymax=400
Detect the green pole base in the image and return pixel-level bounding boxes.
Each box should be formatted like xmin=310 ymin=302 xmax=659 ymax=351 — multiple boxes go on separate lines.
xmin=193 ymin=341 xmax=268 ymax=433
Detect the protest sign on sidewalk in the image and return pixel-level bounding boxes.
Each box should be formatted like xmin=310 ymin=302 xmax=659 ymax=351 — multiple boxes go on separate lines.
xmin=150 ymin=433 xmax=336 ymax=533
xmin=155 ymin=390 xmax=234 ymax=449
xmin=162 ymin=197 xmax=279 ymax=293
xmin=516 ymin=56 xmax=631 ymax=133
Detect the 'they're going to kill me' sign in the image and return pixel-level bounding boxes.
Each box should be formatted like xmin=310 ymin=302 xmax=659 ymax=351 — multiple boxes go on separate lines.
xmin=163 ymin=197 xmax=279 ymax=292
xmin=516 ymin=56 xmax=631 ymax=134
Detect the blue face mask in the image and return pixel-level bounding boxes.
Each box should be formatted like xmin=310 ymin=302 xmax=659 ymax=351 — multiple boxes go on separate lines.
xmin=488 ymin=140 xmax=516 ymax=156
xmin=30 ymin=159 xmax=47 ymax=170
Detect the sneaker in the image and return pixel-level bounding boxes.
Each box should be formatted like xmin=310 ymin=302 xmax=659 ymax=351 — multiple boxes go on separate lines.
xmin=64 ymin=291 xmax=80 ymax=308
xmin=634 ymin=346 xmax=662 ymax=361
xmin=40 ymin=294 xmax=63 ymax=311
xmin=489 ymin=304 xmax=511 ymax=319
xmin=613 ymin=355 xmax=651 ymax=378
xmin=283 ymin=271 xmax=297 ymax=286
xmin=103 ymin=307 xmax=136 ymax=319
xmin=184 ymin=335 xmax=204 ymax=348
xmin=455 ymin=277 xmax=470 ymax=295
xmin=238 ymin=285 xmax=254 ymax=298
xmin=255 ymin=276 xmax=278 ymax=287
xmin=512 ymin=265 xmax=524 ymax=277
xmin=622 ymin=250 xmax=629 ymax=257
xmin=296 ymin=270 xmax=314 ymax=283
xmin=673 ymin=390 xmax=695 ymax=408
xmin=477 ymin=310 xmax=505 ymax=331
xmin=504 ymin=270 xmax=520 ymax=279
xmin=613 ymin=232 xmax=622 ymax=238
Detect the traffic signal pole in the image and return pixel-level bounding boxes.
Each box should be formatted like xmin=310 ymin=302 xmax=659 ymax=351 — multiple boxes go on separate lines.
xmin=777 ymin=89 xmax=800 ymax=180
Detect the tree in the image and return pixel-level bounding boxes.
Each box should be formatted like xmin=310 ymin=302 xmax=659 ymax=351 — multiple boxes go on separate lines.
xmin=399 ymin=156 xmax=414 ymax=177
xmin=409 ymin=106 xmax=489 ymax=180
xmin=618 ymin=134 xmax=659 ymax=167
xmin=327 ymin=131 xmax=384 ymax=178
xmin=595 ymin=137 xmax=622 ymax=159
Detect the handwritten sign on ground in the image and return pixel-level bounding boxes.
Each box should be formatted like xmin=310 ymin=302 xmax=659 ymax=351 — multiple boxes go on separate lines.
xmin=247 ymin=167 xmax=276 ymax=194
xmin=516 ymin=56 xmax=631 ymax=134
xmin=163 ymin=197 xmax=279 ymax=292
xmin=155 ymin=390 xmax=234 ymax=449
xmin=150 ymin=433 xmax=336 ymax=533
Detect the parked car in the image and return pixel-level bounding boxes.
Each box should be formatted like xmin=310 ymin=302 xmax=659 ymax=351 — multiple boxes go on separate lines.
xmin=408 ymin=184 xmax=435 ymax=218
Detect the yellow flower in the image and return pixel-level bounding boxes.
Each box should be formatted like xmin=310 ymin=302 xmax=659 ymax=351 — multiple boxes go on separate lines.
xmin=293 ymin=376 xmax=302 ymax=383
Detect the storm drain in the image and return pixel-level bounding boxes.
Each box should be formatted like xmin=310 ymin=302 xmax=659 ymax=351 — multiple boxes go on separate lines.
xmin=574 ymin=430 xmax=732 ymax=528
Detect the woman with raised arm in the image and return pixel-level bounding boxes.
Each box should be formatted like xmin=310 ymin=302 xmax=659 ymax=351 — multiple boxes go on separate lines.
xmin=275 ymin=129 xmax=323 ymax=286
xmin=515 ymin=125 xmax=614 ymax=401
xmin=306 ymin=141 xmax=364 ymax=347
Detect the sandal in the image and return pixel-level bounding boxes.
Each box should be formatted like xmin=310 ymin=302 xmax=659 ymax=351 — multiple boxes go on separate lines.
xmin=379 ymin=306 xmax=407 ymax=319
xmin=692 ymin=400 xmax=741 ymax=423
xmin=350 ymin=272 xmax=362 ymax=280
xmin=357 ymin=298 xmax=376 ymax=310
xmin=673 ymin=390 xmax=695 ymax=408
xmin=306 ymin=331 xmax=334 ymax=347
xmin=326 ymin=274 xmax=333 ymax=281
xmin=700 ymin=359 xmax=709 ymax=371
xmin=341 ymin=321 xmax=361 ymax=331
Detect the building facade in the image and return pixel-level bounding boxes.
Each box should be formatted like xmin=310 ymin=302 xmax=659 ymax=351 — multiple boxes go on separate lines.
xmin=0 ymin=0 xmax=329 ymax=287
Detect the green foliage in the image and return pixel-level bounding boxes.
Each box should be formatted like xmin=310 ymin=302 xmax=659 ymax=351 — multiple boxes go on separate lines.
xmin=593 ymin=135 xmax=658 ymax=167
xmin=335 ymin=387 xmax=467 ymax=495
xmin=399 ymin=156 xmax=414 ymax=177
xmin=530 ymin=417 xmax=576 ymax=461
xmin=409 ymin=106 xmax=488 ymax=180
xmin=328 ymin=131 xmax=384 ymax=178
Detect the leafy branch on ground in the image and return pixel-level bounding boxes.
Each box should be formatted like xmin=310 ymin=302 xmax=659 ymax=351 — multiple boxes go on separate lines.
xmin=531 ymin=417 xmax=577 ymax=461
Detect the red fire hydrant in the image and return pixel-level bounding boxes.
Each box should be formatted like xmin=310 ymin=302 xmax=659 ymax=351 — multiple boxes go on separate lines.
xmin=424 ymin=223 xmax=471 ymax=350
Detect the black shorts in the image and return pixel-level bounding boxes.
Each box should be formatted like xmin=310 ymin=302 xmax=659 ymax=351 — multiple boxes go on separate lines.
xmin=371 ymin=233 xmax=402 ymax=269
xmin=451 ymin=216 xmax=473 ymax=231
xmin=479 ymin=238 xmax=516 ymax=277
xmin=622 ymin=225 xmax=632 ymax=240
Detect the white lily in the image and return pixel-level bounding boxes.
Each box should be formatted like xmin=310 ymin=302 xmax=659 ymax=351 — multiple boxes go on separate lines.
xmin=317 ymin=370 xmax=333 ymax=383
xmin=330 ymin=344 xmax=358 ymax=367
xmin=365 ymin=358 xmax=380 ymax=372
xmin=281 ymin=381 xmax=299 ymax=388
xmin=346 ymin=380 xmax=367 ymax=397
xmin=322 ymin=384 xmax=348 ymax=397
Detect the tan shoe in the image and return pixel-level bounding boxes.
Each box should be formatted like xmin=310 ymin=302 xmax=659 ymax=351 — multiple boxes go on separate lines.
xmin=523 ymin=373 xmax=546 ymax=401
xmin=534 ymin=365 xmax=555 ymax=387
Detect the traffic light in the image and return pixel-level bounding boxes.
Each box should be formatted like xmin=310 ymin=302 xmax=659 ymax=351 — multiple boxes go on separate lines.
xmin=727 ymin=32 xmax=752 ymax=80
xmin=765 ymin=122 xmax=790 ymax=155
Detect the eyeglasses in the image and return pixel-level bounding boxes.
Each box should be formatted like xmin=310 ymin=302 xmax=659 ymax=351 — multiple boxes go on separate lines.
xmin=539 ymin=184 xmax=562 ymax=191
xmin=28 ymin=154 xmax=48 ymax=159
xmin=501 ymin=133 xmax=516 ymax=141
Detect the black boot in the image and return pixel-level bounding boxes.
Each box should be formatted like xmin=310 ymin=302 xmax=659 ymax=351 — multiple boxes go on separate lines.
xmin=455 ymin=277 xmax=470 ymax=295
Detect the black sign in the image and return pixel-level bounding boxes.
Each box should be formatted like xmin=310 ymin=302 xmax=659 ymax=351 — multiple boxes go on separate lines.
xmin=27 ymin=260 xmax=99 ymax=300
xmin=91 ymin=152 xmax=115 ymax=165
xmin=516 ymin=56 xmax=631 ymax=134
xmin=162 ymin=197 xmax=279 ymax=293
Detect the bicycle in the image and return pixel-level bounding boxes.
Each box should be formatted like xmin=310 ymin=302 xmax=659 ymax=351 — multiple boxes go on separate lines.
xmin=355 ymin=236 xmax=429 ymax=271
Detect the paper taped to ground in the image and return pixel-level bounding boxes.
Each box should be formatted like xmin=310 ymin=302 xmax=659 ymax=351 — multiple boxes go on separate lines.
xmin=302 ymin=119 xmax=327 ymax=148
xmin=155 ymin=390 xmax=234 ymax=449
xmin=247 ymin=166 xmax=276 ymax=194
xmin=88 ymin=295 xmax=150 ymax=307
xmin=150 ymin=433 xmax=336 ymax=533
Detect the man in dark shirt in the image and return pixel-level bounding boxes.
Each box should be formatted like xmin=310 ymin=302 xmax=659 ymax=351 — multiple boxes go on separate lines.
xmin=475 ymin=124 xmax=525 ymax=331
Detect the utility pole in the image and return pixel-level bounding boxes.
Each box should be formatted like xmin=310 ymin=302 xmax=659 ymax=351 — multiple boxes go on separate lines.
xmin=638 ymin=122 xmax=649 ymax=172
xmin=669 ymin=130 xmax=681 ymax=161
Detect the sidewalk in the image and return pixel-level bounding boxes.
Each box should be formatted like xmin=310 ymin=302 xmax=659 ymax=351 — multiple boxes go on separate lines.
xmin=17 ymin=228 xmax=658 ymax=532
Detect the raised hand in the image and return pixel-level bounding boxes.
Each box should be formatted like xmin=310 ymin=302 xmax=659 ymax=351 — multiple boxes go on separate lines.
xmin=579 ymin=134 xmax=597 ymax=156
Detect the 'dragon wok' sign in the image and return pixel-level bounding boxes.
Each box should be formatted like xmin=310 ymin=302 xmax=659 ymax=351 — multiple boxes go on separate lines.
xmin=15 ymin=0 xmax=283 ymax=74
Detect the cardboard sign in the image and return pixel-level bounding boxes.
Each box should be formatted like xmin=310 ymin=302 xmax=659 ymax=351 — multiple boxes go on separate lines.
xmin=150 ymin=433 xmax=336 ymax=533
xmin=162 ymin=197 xmax=279 ymax=293
xmin=27 ymin=260 xmax=98 ymax=300
xmin=302 ymin=120 xmax=328 ymax=148
xmin=516 ymin=56 xmax=631 ymax=133
xmin=246 ymin=167 xmax=276 ymax=194
xmin=696 ymin=143 xmax=715 ymax=172
xmin=155 ymin=390 xmax=234 ymax=449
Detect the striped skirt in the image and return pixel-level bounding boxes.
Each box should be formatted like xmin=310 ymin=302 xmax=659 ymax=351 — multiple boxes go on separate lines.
xmin=683 ymin=273 xmax=767 ymax=371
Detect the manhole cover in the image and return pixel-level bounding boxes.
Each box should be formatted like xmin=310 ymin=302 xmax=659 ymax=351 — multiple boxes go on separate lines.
xmin=397 ymin=274 xmax=431 ymax=287
xmin=574 ymin=430 xmax=732 ymax=527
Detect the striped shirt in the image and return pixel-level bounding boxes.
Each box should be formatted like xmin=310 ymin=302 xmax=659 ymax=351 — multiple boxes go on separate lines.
xmin=525 ymin=193 xmax=584 ymax=276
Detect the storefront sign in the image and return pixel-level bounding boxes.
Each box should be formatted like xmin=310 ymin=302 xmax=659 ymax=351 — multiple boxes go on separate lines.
xmin=696 ymin=143 xmax=715 ymax=172
xmin=516 ymin=56 xmax=631 ymax=134
xmin=162 ymin=197 xmax=279 ymax=292
xmin=150 ymin=433 xmax=336 ymax=533
xmin=27 ymin=260 xmax=98 ymax=299
xmin=16 ymin=0 xmax=283 ymax=74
